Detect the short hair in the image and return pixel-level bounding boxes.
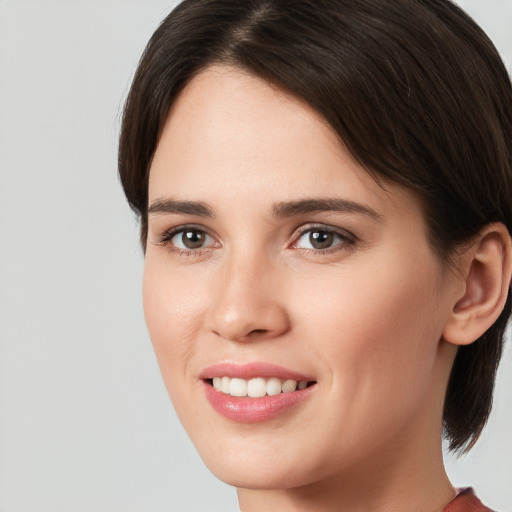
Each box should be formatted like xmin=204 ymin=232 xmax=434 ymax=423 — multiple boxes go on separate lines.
xmin=118 ymin=0 xmax=512 ymax=453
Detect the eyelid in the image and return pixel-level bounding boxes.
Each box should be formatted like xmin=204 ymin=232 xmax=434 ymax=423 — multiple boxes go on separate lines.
xmin=156 ymin=222 xmax=212 ymax=238
xmin=289 ymin=223 xmax=356 ymax=250
xmin=152 ymin=222 xmax=355 ymax=255
xmin=154 ymin=223 xmax=220 ymax=252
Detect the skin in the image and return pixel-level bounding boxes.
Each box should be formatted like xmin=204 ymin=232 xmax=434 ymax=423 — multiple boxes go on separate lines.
xmin=143 ymin=66 xmax=469 ymax=511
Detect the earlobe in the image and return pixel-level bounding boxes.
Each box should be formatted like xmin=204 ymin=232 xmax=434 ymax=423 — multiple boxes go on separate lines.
xmin=443 ymin=223 xmax=512 ymax=346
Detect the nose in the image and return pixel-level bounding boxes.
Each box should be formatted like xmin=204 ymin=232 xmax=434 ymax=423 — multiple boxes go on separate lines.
xmin=207 ymin=255 xmax=290 ymax=343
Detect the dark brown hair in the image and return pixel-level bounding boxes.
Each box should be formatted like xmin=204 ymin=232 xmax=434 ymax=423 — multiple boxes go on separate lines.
xmin=119 ymin=0 xmax=512 ymax=453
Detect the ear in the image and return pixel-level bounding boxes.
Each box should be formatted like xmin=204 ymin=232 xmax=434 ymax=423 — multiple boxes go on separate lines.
xmin=443 ymin=223 xmax=512 ymax=346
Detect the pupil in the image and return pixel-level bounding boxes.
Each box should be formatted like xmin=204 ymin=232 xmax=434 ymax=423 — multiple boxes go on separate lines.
xmin=183 ymin=230 xmax=204 ymax=249
xmin=310 ymin=230 xmax=333 ymax=249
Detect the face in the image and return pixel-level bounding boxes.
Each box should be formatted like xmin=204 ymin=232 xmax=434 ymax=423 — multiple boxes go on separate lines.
xmin=143 ymin=66 xmax=459 ymax=490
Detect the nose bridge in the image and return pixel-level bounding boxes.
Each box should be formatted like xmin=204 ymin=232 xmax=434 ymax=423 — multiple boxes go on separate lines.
xmin=208 ymin=246 xmax=289 ymax=342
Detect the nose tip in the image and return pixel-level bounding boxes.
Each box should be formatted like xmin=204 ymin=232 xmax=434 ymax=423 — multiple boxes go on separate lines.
xmin=211 ymin=302 xmax=290 ymax=343
xmin=208 ymin=264 xmax=290 ymax=343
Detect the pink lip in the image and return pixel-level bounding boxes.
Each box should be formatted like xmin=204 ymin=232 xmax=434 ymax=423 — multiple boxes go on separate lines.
xmin=199 ymin=362 xmax=313 ymax=381
xmin=200 ymin=362 xmax=316 ymax=423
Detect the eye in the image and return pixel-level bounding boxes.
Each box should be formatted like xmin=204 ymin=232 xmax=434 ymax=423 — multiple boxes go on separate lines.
xmin=159 ymin=226 xmax=218 ymax=252
xmin=292 ymin=226 xmax=354 ymax=251
xmin=172 ymin=229 xmax=211 ymax=249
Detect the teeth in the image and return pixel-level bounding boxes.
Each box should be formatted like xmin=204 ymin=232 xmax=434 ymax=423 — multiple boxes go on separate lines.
xmin=221 ymin=376 xmax=230 ymax=394
xmin=211 ymin=377 xmax=311 ymax=397
xmin=247 ymin=378 xmax=267 ymax=398
xmin=267 ymin=377 xmax=282 ymax=396
xmin=282 ymin=379 xmax=297 ymax=393
xmin=229 ymin=378 xmax=247 ymax=397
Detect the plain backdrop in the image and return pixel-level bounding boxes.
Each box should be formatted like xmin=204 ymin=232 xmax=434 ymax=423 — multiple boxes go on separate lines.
xmin=0 ymin=1 xmax=511 ymax=511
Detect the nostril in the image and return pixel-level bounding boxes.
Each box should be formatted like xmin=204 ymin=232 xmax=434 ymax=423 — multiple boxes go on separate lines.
xmin=209 ymin=301 xmax=290 ymax=342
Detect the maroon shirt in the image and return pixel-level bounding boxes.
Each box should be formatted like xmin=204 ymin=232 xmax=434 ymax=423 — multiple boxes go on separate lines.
xmin=443 ymin=488 xmax=494 ymax=512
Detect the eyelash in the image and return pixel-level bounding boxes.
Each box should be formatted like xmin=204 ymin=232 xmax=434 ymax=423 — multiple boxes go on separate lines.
xmin=290 ymin=224 xmax=356 ymax=255
xmin=157 ymin=225 xmax=218 ymax=257
xmin=156 ymin=224 xmax=356 ymax=257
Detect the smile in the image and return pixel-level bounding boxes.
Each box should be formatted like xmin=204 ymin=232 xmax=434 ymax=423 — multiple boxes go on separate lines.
xmin=210 ymin=376 xmax=312 ymax=397
xmin=200 ymin=363 xmax=317 ymax=422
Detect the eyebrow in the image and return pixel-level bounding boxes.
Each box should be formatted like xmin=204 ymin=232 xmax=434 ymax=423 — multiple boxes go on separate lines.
xmin=148 ymin=198 xmax=214 ymax=217
xmin=271 ymin=198 xmax=382 ymax=221
xmin=147 ymin=196 xmax=382 ymax=221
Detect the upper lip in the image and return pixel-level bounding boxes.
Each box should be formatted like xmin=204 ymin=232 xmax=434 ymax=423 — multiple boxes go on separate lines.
xmin=199 ymin=362 xmax=314 ymax=382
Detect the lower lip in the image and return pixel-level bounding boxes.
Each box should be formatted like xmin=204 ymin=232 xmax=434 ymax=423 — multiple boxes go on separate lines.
xmin=202 ymin=381 xmax=316 ymax=423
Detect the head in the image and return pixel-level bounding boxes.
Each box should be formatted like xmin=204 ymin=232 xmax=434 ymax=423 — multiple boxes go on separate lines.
xmin=119 ymin=0 xmax=512 ymax=482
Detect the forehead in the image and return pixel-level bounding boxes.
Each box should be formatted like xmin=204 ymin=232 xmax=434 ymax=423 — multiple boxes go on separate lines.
xmin=148 ymin=65 xmax=418 ymax=222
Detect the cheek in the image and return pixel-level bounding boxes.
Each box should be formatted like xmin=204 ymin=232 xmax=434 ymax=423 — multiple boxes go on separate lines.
xmin=293 ymin=254 xmax=444 ymax=415
xmin=142 ymin=259 xmax=205 ymax=391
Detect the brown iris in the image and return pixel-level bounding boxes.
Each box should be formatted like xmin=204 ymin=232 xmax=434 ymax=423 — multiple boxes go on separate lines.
xmin=309 ymin=230 xmax=334 ymax=249
xmin=181 ymin=230 xmax=206 ymax=249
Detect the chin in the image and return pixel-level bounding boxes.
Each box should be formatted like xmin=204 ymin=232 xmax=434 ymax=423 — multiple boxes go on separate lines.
xmin=206 ymin=457 xmax=313 ymax=490
xmin=190 ymin=429 xmax=328 ymax=491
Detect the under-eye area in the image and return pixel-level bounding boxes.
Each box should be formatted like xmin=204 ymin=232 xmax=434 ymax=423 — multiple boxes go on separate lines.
xmin=205 ymin=377 xmax=317 ymax=398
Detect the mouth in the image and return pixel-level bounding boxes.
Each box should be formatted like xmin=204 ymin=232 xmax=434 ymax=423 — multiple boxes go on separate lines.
xmin=200 ymin=363 xmax=317 ymax=422
xmin=205 ymin=376 xmax=316 ymax=397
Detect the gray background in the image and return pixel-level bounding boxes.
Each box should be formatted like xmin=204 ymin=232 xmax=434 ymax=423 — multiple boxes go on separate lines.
xmin=0 ymin=1 xmax=511 ymax=511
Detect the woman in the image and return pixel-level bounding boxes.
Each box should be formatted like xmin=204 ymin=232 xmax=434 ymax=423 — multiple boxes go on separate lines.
xmin=118 ymin=0 xmax=512 ymax=510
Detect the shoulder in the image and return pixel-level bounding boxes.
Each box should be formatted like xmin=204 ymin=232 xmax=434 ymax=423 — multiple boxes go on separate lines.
xmin=443 ymin=488 xmax=496 ymax=512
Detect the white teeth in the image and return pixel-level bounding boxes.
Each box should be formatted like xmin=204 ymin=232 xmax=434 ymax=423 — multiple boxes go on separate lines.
xmin=247 ymin=378 xmax=267 ymax=398
xmin=221 ymin=376 xmax=230 ymax=394
xmin=282 ymin=379 xmax=297 ymax=393
xmin=229 ymin=378 xmax=247 ymax=397
xmin=211 ymin=376 xmax=311 ymax=396
xmin=266 ymin=377 xmax=282 ymax=396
